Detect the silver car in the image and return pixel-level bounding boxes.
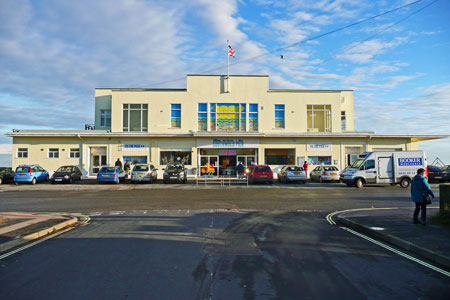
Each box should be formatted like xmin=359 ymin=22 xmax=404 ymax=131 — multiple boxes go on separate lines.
xmin=278 ymin=165 xmax=307 ymax=184
xmin=130 ymin=164 xmax=158 ymax=183
xmin=310 ymin=166 xmax=340 ymax=182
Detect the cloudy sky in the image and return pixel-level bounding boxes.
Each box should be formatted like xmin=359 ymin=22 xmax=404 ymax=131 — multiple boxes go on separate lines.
xmin=0 ymin=0 xmax=449 ymax=166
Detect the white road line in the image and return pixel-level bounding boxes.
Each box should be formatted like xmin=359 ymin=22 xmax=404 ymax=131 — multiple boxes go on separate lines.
xmin=326 ymin=208 xmax=450 ymax=278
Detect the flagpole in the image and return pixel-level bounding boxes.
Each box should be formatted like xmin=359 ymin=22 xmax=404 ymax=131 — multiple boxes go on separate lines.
xmin=227 ymin=40 xmax=230 ymax=93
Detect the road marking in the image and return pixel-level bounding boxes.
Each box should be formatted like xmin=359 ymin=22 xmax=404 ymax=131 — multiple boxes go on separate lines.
xmin=326 ymin=208 xmax=450 ymax=278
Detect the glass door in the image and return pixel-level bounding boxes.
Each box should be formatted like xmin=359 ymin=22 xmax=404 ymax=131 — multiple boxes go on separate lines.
xmin=199 ymin=155 xmax=219 ymax=176
xmin=237 ymin=155 xmax=256 ymax=167
xmin=92 ymin=155 xmax=107 ymax=174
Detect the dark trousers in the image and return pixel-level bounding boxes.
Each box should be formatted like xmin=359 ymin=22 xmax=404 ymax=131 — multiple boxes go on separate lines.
xmin=413 ymin=202 xmax=426 ymax=222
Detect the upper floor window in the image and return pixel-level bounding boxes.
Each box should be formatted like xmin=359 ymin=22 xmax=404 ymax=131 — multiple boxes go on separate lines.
xmin=307 ymin=105 xmax=331 ymax=132
xmin=249 ymin=104 xmax=258 ymax=132
xmin=210 ymin=103 xmax=246 ymax=132
xmin=198 ymin=103 xmax=207 ymax=131
xmin=70 ymin=148 xmax=80 ymax=158
xmin=275 ymin=104 xmax=285 ymax=129
xmin=17 ymin=148 xmax=28 ymax=158
xmin=49 ymin=148 xmax=59 ymax=158
xmin=123 ymin=104 xmax=148 ymax=132
xmin=341 ymin=111 xmax=346 ymax=131
xmin=171 ymin=104 xmax=181 ymax=128
xmin=100 ymin=109 xmax=111 ymax=127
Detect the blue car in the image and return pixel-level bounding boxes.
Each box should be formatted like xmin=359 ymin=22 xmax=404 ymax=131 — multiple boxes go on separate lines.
xmin=97 ymin=166 xmax=126 ymax=184
xmin=14 ymin=165 xmax=49 ymax=185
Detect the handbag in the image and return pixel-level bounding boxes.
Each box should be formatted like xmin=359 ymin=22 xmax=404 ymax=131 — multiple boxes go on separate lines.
xmin=425 ymin=195 xmax=432 ymax=205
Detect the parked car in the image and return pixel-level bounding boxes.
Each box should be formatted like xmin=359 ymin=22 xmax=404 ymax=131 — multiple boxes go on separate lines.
xmin=0 ymin=167 xmax=15 ymax=184
xmin=51 ymin=165 xmax=83 ymax=184
xmin=248 ymin=165 xmax=273 ymax=184
xmin=97 ymin=166 xmax=126 ymax=184
xmin=278 ymin=165 xmax=306 ymax=184
xmin=14 ymin=165 xmax=49 ymax=185
xmin=131 ymin=164 xmax=158 ymax=183
xmin=163 ymin=163 xmax=187 ymax=184
xmin=442 ymin=165 xmax=450 ymax=182
xmin=310 ymin=166 xmax=340 ymax=182
xmin=427 ymin=165 xmax=446 ymax=183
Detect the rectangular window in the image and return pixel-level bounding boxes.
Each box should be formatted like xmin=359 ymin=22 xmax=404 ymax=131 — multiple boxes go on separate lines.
xmin=341 ymin=111 xmax=346 ymax=131
xmin=171 ymin=104 xmax=181 ymax=128
xmin=123 ymin=104 xmax=148 ymax=132
xmin=307 ymin=156 xmax=332 ymax=165
xmin=210 ymin=103 xmax=216 ymax=131
xmin=17 ymin=148 xmax=28 ymax=158
xmin=123 ymin=156 xmax=148 ymax=165
xmin=49 ymin=148 xmax=59 ymax=158
xmin=275 ymin=104 xmax=285 ymax=128
xmin=100 ymin=109 xmax=111 ymax=127
xmin=249 ymin=104 xmax=258 ymax=132
xmin=160 ymin=151 xmax=192 ymax=165
xmin=70 ymin=148 xmax=80 ymax=158
xmin=198 ymin=103 xmax=207 ymax=131
xmin=264 ymin=149 xmax=295 ymax=165
xmin=307 ymin=105 xmax=331 ymax=132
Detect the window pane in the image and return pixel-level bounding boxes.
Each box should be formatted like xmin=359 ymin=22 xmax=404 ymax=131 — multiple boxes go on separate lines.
xmin=264 ymin=149 xmax=295 ymax=165
xmin=249 ymin=113 xmax=258 ymax=131
xmin=314 ymin=111 xmax=325 ymax=132
xmin=130 ymin=104 xmax=141 ymax=109
xmin=171 ymin=110 xmax=181 ymax=117
xmin=249 ymin=104 xmax=258 ymax=112
xmin=130 ymin=110 xmax=141 ymax=131
xmin=142 ymin=109 xmax=148 ymax=130
xmin=171 ymin=104 xmax=181 ymax=110
xmin=240 ymin=103 xmax=246 ymax=112
xmin=123 ymin=108 xmax=128 ymax=131
xmin=198 ymin=113 xmax=207 ymax=131
xmin=198 ymin=103 xmax=207 ymax=112
xmin=210 ymin=113 xmax=216 ymax=131
xmin=160 ymin=151 xmax=192 ymax=165
xmin=275 ymin=104 xmax=284 ymax=110
xmin=210 ymin=103 xmax=216 ymax=112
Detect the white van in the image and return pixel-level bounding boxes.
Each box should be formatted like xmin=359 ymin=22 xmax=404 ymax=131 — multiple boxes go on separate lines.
xmin=341 ymin=151 xmax=427 ymax=188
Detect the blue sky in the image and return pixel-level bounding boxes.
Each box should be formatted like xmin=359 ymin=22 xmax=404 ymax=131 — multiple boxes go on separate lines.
xmin=0 ymin=0 xmax=449 ymax=166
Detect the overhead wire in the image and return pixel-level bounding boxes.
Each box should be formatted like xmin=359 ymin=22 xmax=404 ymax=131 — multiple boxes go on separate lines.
xmin=146 ymin=0 xmax=426 ymax=87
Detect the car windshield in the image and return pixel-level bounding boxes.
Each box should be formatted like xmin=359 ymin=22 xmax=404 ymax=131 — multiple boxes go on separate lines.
xmin=255 ymin=166 xmax=271 ymax=172
xmin=442 ymin=166 xmax=450 ymax=170
xmin=288 ymin=166 xmax=303 ymax=171
xmin=351 ymin=159 xmax=364 ymax=168
xmin=16 ymin=167 xmax=30 ymax=173
xmin=100 ymin=167 xmax=115 ymax=173
xmin=56 ymin=166 xmax=72 ymax=172
xmin=133 ymin=165 xmax=149 ymax=171
xmin=324 ymin=166 xmax=338 ymax=171
xmin=0 ymin=168 xmax=10 ymax=174
xmin=166 ymin=164 xmax=183 ymax=171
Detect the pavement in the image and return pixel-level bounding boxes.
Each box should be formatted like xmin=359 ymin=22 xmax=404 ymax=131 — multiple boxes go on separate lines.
xmin=0 ymin=212 xmax=79 ymax=253
xmin=336 ymin=206 xmax=450 ymax=269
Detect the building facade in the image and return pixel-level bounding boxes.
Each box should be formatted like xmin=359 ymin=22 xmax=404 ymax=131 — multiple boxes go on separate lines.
xmin=6 ymin=75 xmax=446 ymax=177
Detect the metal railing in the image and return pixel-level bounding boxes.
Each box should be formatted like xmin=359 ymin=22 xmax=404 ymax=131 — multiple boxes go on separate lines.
xmin=196 ymin=175 xmax=248 ymax=187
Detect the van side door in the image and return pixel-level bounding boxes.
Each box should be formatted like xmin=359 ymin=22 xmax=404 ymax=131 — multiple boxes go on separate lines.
xmin=362 ymin=160 xmax=376 ymax=183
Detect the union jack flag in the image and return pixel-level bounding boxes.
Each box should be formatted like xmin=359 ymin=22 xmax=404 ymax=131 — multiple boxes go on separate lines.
xmin=228 ymin=45 xmax=235 ymax=58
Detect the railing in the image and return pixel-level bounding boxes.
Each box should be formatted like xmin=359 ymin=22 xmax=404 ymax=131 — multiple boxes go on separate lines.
xmin=85 ymin=124 xmax=95 ymax=130
xmin=196 ymin=175 xmax=248 ymax=187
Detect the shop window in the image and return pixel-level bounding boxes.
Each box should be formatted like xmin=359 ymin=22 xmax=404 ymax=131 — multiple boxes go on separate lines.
xmin=49 ymin=148 xmax=59 ymax=158
xmin=341 ymin=111 xmax=346 ymax=131
xmin=160 ymin=151 xmax=192 ymax=165
xmin=17 ymin=148 xmax=28 ymax=158
xmin=171 ymin=104 xmax=181 ymax=128
xmin=123 ymin=104 xmax=148 ymax=132
xmin=307 ymin=105 xmax=331 ymax=132
xmin=123 ymin=156 xmax=148 ymax=165
xmin=307 ymin=156 xmax=331 ymax=165
xmin=100 ymin=109 xmax=111 ymax=127
xmin=264 ymin=149 xmax=295 ymax=165
xmin=70 ymin=148 xmax=80 ymax=158
xmin=198 ymin=103 xmax=207 ymax=131
xmin=275 ymin=104 xmax=285 ymax=128
xmin=249 ymin=104 xmax=258 ymax=132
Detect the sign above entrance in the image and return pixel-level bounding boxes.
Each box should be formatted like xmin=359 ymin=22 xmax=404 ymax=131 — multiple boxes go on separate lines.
xmin=197 ymin=138 xmax=259 ymax=149
xmin=219 ymin=150 xmax=236 ymax=156
xmin=122 ymin=143 xmax=148 ymax=151
xmin=307 ymin=143 xmax=332 ymax=152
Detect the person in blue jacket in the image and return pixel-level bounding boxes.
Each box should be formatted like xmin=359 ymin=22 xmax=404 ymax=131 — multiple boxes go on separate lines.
xmin=411 ymin=168 xmax=434 ymax=225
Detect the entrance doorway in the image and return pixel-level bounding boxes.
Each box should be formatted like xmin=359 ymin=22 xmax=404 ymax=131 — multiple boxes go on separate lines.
xmin=90 ymin=147 xmax=107 ymax=174
xmin=198 ymin=148 xmax=257 ymax=177
xmin=199 ymin=155 xmax=218 ymax=176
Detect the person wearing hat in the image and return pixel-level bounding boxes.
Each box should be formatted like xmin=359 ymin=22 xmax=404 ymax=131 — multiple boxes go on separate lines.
xmin=411 ymin=168 xmax=434 ymax=225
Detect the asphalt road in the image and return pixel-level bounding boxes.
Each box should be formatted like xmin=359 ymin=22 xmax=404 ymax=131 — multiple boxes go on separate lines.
xmin=1 ymin=210 xmax=449 ymax=300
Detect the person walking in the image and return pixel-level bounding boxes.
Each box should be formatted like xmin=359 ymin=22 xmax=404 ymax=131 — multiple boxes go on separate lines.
xmin=115 ymin=158 xmax=122 ymax=168
xmin=302 ymin=160 xmax=309 ymax=179
xmin=124 ymin=160 xmax=131 ymax=175
xmin=236 ymin=161 xmax=244 ymax=179
xmin=411 ymin=168 xmax=434 ymax=225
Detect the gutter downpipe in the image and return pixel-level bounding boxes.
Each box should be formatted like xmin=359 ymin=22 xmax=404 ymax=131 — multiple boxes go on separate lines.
xmin=77 ymin=134 xmax=86 ymax=178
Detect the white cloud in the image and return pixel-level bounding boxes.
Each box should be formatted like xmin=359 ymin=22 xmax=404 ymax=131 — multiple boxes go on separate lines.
xmin=337 ymin=38 xmax=408 ymax=63
xmin=0 ymin=144 xmax=12 ymax=155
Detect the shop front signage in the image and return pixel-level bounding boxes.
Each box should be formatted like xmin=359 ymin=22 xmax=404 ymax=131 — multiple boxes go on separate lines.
xmin=197 ymin=138 xmax=259 ymax=149
xmin=307 ymin=143 xmax=332 ymax=152
xmin=122 ymin=143 xmax=148 ymax=151
xmin=219 ymin=150 xmax=236 ymax=155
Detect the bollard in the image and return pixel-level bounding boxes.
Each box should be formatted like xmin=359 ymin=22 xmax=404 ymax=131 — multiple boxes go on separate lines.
xmin=439 ymin=183 xmax=450 ymax=212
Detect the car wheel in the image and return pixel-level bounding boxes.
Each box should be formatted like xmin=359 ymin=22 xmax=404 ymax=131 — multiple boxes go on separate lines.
xmin=400 ymin=178 xmax=411 ymax=188
xmin=355 ymin=178 xmax=364 ymax=188
xmin=115 ymin=178 xmax=120 ymax=184
xmin=163 ymin=180 xmax=168 ymax=184
xmin=51 ymin=180 xmax=55 ymax=184
xmin=31 ymin=178 xmax=36 ymax=185
xmin=302 ymin=180 xmax=306 ymax=184
xmin=319 ymin=176 xmax=323 ymax=183
xmin=15 ymin=181 xmax=19 ymax=186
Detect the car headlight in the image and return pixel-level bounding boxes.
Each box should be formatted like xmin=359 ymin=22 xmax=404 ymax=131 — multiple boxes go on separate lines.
xmin=179 ymin=171 xmax=185 ymax=176
xmin=163 ymin=172 xmax=168 ymax=176
xmin=64 ymin=175 xmax=69 ymax=179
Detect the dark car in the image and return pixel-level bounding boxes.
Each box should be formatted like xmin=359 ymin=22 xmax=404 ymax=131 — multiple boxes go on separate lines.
xmin=51 ymin=165 xmax=83 ymax=184
xmin=163 ymin=163 xmax=187 ymax=184
xmin=427 ymin=165 xmax=446 ymax=183
xmin=0 ymin=167 xmax=15 ymax=184
xmin=442 ymin=165 xmax=450 ymax=182
xmin=248 ymin=165 xmax=273 ymax=184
